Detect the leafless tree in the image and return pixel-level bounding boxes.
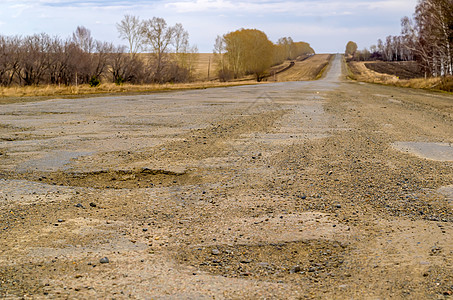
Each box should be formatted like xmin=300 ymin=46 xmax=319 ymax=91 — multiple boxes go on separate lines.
xmin=0 ymin=35 xmax=21 ymax=86
xmin=72 ymin=26 xmax=94 ymax=53
xmin=116 ymin=15 xmax=143 ymax=56
xmin=108 ymin=44 xmax=144 ymax=84
xmin=141 ymin=17 xmax=175 ymax=82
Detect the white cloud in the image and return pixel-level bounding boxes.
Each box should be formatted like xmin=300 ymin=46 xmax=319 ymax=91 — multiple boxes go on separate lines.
xmin=0 ymin=0 xmax=419 ymax=53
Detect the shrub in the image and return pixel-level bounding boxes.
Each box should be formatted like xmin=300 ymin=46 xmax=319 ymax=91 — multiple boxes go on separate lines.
xmin=89 ymin=76 xmax=100 ymax=87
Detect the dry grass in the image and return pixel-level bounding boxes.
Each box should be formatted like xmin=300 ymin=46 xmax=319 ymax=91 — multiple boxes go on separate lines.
xmin=0 ymin=81 xmax=261 ymax=105
xmin=347 ymin=61 xmax=442 ymax=90
xmin=272 ymin=54 xmax=332 ymax=82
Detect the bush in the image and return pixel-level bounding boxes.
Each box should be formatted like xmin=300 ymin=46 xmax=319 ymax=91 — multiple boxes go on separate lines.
xmin=114 ymin=75 xmax=124 ymax=86
xmin=439 ymin=76 xmax=453 ymax=92
xmin=89 ymin=76 xmax=100 ymax=87
xmin=217 ymin=68 xmax=234 ymax=82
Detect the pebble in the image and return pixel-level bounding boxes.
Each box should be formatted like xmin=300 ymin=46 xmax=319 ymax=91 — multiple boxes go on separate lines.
xmin=57 ymin=219 xmax=64 ymax=223
xmin=100 ymin=257 xmax=109 ymax=264
xmin=290 ymin=265 xmax=301 ymax=274
xmin=240 ymin=259 xmax=252 ymax=264
xmin=211 ymin=249 xmax=220 ymax=255
xmin=89 ymin=202 xmax=97 ymax=208
xmin=75 ymin=203 xmax=84 ymax=208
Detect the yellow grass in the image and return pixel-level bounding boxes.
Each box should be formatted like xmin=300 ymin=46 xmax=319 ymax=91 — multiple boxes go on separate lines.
xmin=0 ymin=81 xmax=261 ymax=105
xmin=347 ymin=61 xmax=442 ymax=90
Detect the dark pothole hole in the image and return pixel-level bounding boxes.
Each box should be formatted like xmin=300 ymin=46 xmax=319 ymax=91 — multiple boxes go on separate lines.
xmin=4 ymin=168 xmax=196 ymax=189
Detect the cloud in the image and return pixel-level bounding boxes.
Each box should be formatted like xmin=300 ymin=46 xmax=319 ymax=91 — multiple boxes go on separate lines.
xmin=0 ymin=0 xmax=418 ymax=53
xmin=165 ymin=0 xmax=416 ymax=16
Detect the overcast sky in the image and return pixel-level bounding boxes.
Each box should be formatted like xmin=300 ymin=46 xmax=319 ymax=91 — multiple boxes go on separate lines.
xmin=0 ymin=0 xmax=418 ymax=53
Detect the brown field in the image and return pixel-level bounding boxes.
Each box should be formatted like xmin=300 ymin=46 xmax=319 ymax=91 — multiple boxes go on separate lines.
xmin=192 ymin=53 xmax=215 ymax=81
xmin=272 ymin=54 xmax=332 ymax=82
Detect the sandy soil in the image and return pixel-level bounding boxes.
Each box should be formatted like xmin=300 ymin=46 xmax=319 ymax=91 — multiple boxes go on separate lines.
xmin=0 ymin=55 xmax=452 ymax=299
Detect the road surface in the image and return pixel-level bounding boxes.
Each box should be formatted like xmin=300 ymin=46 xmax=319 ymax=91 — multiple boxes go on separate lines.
xmin=1 ymin=54 xmax=452 ymax=299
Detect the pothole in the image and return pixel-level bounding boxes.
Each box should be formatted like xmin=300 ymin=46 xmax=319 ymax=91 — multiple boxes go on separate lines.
xmin=177 ymin=240 xmax=346 ymax=283
xmin=392 ymin=142 xmax=453 ymax=161
xmin=5 ymin=168 xmax=195 ymax=189
xmin=438 ymin=185 xmax=453 ymax=206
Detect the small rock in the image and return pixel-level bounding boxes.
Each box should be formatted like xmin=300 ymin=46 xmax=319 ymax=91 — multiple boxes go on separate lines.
xmin=100 ymin=257 xmax=109 ymax=264
xmin=335 ymin=204 xmax=342 ymax=209
xmin=89 ymin=202 xmax=97 ymax=208
xmin=211 ymin=249 xmax=220 ymax=255
xmin=240 ymin=259 xmax=252 ymax=264
xmin=142 ymin=228 xmax=148 ymax=232
xmin=290 ymin=265 xmax=301 ymax=274
xmin=57 ymin=219 xmax=64 ymax=223
xmin=75 ymin=203 xmax=84 ymax=208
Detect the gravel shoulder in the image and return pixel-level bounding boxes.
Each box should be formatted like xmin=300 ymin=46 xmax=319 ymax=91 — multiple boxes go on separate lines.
xmin=0 ymin=55 xmax=452 ymax=299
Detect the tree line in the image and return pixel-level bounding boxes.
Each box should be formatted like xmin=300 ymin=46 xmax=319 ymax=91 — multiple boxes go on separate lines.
xmin=213 ymin=29 xmax=314 ymax=81
xmin=346 ymin=0 xmax=453 ymax=77
xmin=0 ymin=15 xmax=198 ymax=87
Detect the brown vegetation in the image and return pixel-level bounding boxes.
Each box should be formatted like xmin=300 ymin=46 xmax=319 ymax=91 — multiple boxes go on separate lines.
xmin=347 ymin=60 xmax=444 ymax=90
xmin=213 ymin=30 xmax=314 ymax=82
xmin=364 ymin=61 xmax=424 ymax=79
xmin=0 ymin=81 xmax=261 ymax=105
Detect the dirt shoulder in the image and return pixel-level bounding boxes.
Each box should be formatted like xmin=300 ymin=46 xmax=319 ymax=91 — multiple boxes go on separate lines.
xmin=346 ymin=60 xmax=453 ymax=92
xmin=0 ymin=55 xmax=452 ymax=299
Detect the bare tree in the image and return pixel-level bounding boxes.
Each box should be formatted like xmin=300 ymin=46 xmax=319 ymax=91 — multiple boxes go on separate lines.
xmin=0 ymin=35 xmax=21 ymax=86
xmin=116 ymin=15 xmax=143 ymax=56
xmin=173 ymin=23 xmax=189 ymax=54
xmin=18 ymin=33 xmax=51 ymax=85
xmin=141 ymin=17 xmax=175 ymax=82
xmin=108 ymin=45 xmax=144 ymax=84
xmin=72 ymin=26 xmax=94 ymax=53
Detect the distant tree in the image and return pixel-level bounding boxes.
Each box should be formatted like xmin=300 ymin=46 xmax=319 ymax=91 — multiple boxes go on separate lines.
xmin=223 ymin=29 xmax=274 ymax=81
xmin=18 ymin=33 xmax=51 ymax=85
xmin=116 ymin=15 xmax=143 ymax=56
xmin=141 ymin=17 xmax=176 ymax=82
xmin=0 ymin=35 xmax=21 ymax=86
xmin=213 ymin=35 xmax=226 ymax=76
xmin=108 ymin=44 xmax=144 ymax=84
xmin=173 ymin=23 xmax=189 ymax=54
xmin=345 ymin=41 xmax=358 ymax=58
xmin=72 ymin=26 xmax=94 ymax=53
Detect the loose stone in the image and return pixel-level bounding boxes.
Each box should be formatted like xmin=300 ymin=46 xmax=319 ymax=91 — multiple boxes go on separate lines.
xmin=100 ymin=257 xmax=110 ymax=264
